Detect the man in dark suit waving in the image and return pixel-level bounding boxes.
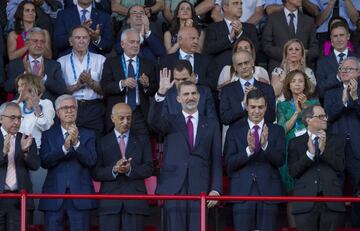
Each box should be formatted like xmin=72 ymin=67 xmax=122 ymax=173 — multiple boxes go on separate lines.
xmin=148 ymin=71 xmax=222 ymax=231
xmin=224 ymin=89 xmax=285 ymax=231
xmin=92 ymin=102 xmax=153 ymax=231
xmin=288 ymin=104 xmax=345 ymax=230
xmin=39 ymin=94 xmax=97 ymax=231
xmin=0 ymin=102 xmax=39 ymax=230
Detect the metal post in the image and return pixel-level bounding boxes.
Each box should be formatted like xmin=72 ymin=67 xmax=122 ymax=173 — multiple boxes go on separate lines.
xmin=20 ymin=190 xmax=27 ymax=231
xmin=200 ymin=192 xmax=206 ymax=231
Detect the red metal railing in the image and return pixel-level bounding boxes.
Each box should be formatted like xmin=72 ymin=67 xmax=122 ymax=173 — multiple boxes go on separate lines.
xmin=1 ymin=191 xmax=360 ymax=231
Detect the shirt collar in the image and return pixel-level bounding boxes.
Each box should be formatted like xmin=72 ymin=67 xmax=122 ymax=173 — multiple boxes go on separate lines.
xmin=224 ymin=17 xmax=233 ymax=29
xmin=307 ymin=130 xmax=318 ymax=140
xmin=28 ymin=55 xmax=43 ymax=63
xmin=60 ymin=126 xmax=68 ymax=137
xmin=182 ymin=110 xmax=199 ymax=121
xmin=284 ymin=7 xmax=298 ymax=18
xmin=334 ymin=48 xmax=348 ymax=58
xmin=179 ymin=48 xmax=193 ymax=58
xmin=247 ymin=119 xmax=264 ymax=130
xmin=77 ymin=4 xmax=92 ymax=16
xmin=239 ymin=77 xmax=255 ymax=86
xmin=114 ymin=129 xmax=130 ymax=139
xmin=123 ymin=53 xmax=137 ymax=63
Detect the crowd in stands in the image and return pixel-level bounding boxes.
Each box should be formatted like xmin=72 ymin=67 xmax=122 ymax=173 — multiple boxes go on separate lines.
xmin=0 ymin=0 xmax=360 ymax=230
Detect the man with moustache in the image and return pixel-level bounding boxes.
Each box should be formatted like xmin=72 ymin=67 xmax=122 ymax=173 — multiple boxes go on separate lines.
xmin=57 ymin=25 xmax=106 ymax=135
xmin=92 ymin=103 xmax=152 ymax=231
xmin=39 ymin=94 xmax=97 ymax=231
xmin=0 ymin=102 xmax=39 ymax=230
xmin=224 ymin=89 xmax=285 ymax=231
xmin=148 ymin=72 xmax=222 ymax=231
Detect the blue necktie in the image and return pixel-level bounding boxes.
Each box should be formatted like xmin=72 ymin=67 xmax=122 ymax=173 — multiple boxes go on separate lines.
xmin=127 ymin=59 xmax=136 ymax=110
xmin=80 ymin=9 xmax=87 ymax=23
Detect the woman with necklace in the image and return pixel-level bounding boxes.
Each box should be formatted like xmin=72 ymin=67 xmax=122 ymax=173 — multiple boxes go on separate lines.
xmin=7 ymin=1 xmax=52 ymax=60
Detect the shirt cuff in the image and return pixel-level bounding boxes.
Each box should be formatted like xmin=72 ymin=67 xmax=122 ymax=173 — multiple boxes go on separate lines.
xmin=246 ymin=146 xmax=254 ymax=157
xmin=73 ymin=141 xmax=80 ymax=150
xmin=261 ymin=142 xmax=268 ymax=151
xmin=119 ymin=80 xmax=125 ymax=91
xmin=209 ymin=190 xmax=220 ymax=195
xmin=93 ymin=36 xmax=102 ymax=46
xmin=112 ymin=167 xmax=118 ymax=178
xmin=42 ymin=74 xmax=48 ymax=83
xmin=155 ymin=93 xmax=165 ymax=102
xmin=241 ymin=102 xmax=246 ymax=110
xmin=145 ymin=30 xmax=152 ymax=39
xmin=125 ymin=166 xmax=132 ymax=176
xmin=306 ymin=150 xmax=315 ymax=161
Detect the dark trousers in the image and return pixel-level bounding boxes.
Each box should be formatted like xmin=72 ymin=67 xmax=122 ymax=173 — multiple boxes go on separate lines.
xmin=0 ymin=196 xmax=30 ymax=231
xmin=294 ymin=202 xmax=345 ymax=231
xmin=44 ymin=197 xmax=90 ymax=231
xmin=76 ymin=99 xmax=105 ymax=136
xmin=98 ymin=209 xmax=144 ymax=231
xmin=345 ymin=140 xmax=360 ymax=227
xmin=232 ymin=182 xmax=278 ymax=231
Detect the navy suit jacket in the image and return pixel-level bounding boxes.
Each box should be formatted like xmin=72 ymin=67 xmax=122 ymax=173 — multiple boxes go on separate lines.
xmin=204 ymin=20 xmax=258 ymax=57
xmin=288 ymin=133 xmax=345 ymax=214
xmin=224 ymin=120 xmax=285 ymax=201
xmin=316 ymin=51 xmax=360 ymax=99
xmin=5 ymin=58 xmax=67 ymax=103
xmin=324 ymin=85 xmax=360 ymax=159
xmin=220 ymin=79 xmax=276 ymax=125
xmin=0 ymin=133 xmax=39 ymax=209
xmin=92 ymin=130 xmax=152 ymax=215
xmin=158 ymin=50 xmax=212 ymax=88
xmin=148 ymin=100 xmax=222 ymax=195
xmin=162 ymin=85 xmax=217 ymax=120
xmin=39 ymin=126 xmax=97 ymax=211
xmin=54 ymin=6 xmax=113 ymax=56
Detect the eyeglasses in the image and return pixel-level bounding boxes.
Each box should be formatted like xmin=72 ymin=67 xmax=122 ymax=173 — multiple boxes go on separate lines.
xmin=129 ymin=11 xmax=145 ymax=15
xmin=312 ymin=114 xmax=328 ymax=120
xmin=58 ymin=105 xmax=77 ymax=111
xmin=338 ymin=67 xmax=359 ymax=73
xmin=1 ymin=115 xmax=23 ymax=122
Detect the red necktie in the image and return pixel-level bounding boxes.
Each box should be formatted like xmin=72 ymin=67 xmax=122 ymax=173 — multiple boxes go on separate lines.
xmin=119 ymin=135 xmax=126 ymax=159
xmin=187 ymin=116 xmax=194 ymax=149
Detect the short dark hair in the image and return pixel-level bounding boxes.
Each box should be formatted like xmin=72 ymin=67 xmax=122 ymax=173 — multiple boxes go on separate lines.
xmin=173 ymin=60 xmax=193 ymax=76
xmin=177 ymin=80 xmax=197 ymax=96
xmin=330 ymin=21 xmax=350 ymax=35
xmin=246 ymin=89 xmax=267 ymax=105
xmin=302 ymin=104 xmax=321 ymax=126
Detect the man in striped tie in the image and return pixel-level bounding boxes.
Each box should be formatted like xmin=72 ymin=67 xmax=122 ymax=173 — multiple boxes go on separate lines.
xmin=0 ymin=102 xmax=39 ymax=231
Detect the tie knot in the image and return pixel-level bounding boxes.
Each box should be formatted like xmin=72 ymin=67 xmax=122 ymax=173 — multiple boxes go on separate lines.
xmin=289 ymin=13 xmax=295 ymax=19
xmin=81 ymin=9 xmax=87 ymax=14
xmin=184 ymin=54 xmax=192 ymax=60
xmin=33 ymin=59 xmax=39 ymax=64
xmin=338 ymin=53 xmax=345 ymax=58
xmin=244 ymin=81 xmax=251 ymax=87
xmin=119 ymin=134 xmax=126 ymax=140
xmin=128 ymin=59 xmax=133 ymax=64
xmin=187 ymin=115 xmax=193 ymax=120
xmin=253 ymin=125 xmax=260 ymax=131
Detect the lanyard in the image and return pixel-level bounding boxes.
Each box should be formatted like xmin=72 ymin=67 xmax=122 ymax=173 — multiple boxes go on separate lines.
xmin=121 ymin=55 xmax=139 ymax=80
xmin=290 ymin=99 xmax=300 ymax=130
xmin=21 ymin=31 xmax=27 ymax=42
xmin=70 ymin=51 xmax=90 ymax=81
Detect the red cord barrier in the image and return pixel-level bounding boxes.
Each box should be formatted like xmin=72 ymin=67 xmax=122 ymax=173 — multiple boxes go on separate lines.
xmin=1 ymin=191 xmax=359 ymax=231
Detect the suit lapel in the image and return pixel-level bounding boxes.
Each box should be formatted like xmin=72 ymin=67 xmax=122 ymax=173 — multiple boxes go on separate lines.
xmin=110 ymin=131 xmax=122 ymax=160
xmin=90 ymin=9 xmax=99 ymax=30
xmin=296 ymin=13 xmax=304 ymax=36
xmin=176 ymin=113 xmax=191 ymax=148
xmin=194 ymin=115 xmax=206 ymax=148
xmin=280 ymin=11 xmax=291 ymax=38
xmin=125 ymin=132 xmax=137 ymax=159
xmin=71 ymin=7 xmax=81 ymax=25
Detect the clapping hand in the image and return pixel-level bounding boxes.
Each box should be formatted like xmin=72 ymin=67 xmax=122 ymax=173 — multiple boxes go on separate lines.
xmin=3 ymin=135 xmax=11 ymax=156
xmin=318 ymin=130 xmax=326 ymax=153
xmin=260 ymin=124 xmax=268 ymax=148
xmin=247 ymin=129 xmax=256 ymax=153
xmin=139 ymin=73 xmax=149 ymax=88
xmin=21 ymin=134 xmax=33 ymax=153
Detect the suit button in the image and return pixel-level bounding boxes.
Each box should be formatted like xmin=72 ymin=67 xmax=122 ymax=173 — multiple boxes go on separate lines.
xmin=314 ymin=180 xmax=318 ymax=184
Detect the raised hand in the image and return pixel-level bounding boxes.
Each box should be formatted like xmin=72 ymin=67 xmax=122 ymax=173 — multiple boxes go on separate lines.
xmin=158 ymin=68 xmax=174 ymax=95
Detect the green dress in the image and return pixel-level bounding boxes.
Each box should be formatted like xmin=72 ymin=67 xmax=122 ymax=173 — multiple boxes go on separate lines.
xmin=276 ymin=99 xmax=319 ymax=192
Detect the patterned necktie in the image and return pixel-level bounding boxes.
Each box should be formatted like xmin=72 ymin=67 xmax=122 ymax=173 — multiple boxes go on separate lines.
xmin=184 ymin=54 xmax=192 ymax=61
xmin=338 ymin=53 xmax=345 ymax=64
xmin=119 ymin=134 xmax=126 ymax=159
xmin=288 ymin=13 xmax=296 ymax=37
xmin=253 ymin=125 xmax=260 ymax=153
xmin=187 ymin=115 xmax=194 ymax=149
xmin=5 ymin=135 xmax=17 ymax=190
xmin=32 ymin=59 xmax=40 ymax=76
xmin=80 ymin=9 xmax=88 ymax=23
xmin=244 ymin=81 xmax=251 ymax=88
xmin=126 ymin=59 xmax=137 ymax=111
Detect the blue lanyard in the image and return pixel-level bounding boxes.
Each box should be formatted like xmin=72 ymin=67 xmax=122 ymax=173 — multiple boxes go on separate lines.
xmin=21 ymin=31 xmax=26 ymax=42
xmin=121 ymin=55 xmax=139 ymax=80
xmin=23 ymin=101 xmax=43 ymax=115
xmin=290 ymin=99 xmax=300 ymax=129
xmin=70 ymin=51 xmax=90 ymax=81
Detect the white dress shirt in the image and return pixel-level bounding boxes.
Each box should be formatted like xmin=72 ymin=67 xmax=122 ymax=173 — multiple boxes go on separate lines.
xmin=182 ymin=110 xmax=199 ymax=145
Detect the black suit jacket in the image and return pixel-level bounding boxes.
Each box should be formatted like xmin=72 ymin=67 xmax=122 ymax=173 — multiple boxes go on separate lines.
xmin=162 ymin=85 xmax=217 ymax=120
xmin=0 ymin=133 xmax=39 ymax=209
xmin=5 ymin=58 xmax=67 ymax=103
xmin=148 ymin=100 xmax=222 ymax=195
xmin=158 ymin=50 xmax=212 ymax=88
xmin=224 ymin=120 xmax=285 ymax=201
xmin=288 ymin=133 xmax=345 ymax=214
xmin=220 ymin=79 xmax=276 ymax=125
xmin=204 ymin=20 xmax=258 ymax=57
xmin=54 ymin=6 xmax=113 ymax=56
xmin=262 ymin=10 xmax=318 ymax=72
xmin=100 ymin=55 xmax=157 ymax=132
xmin=316 ymin=51 xmax=360 ymax=99
xmin=92 ymin=130 xmax=153 ymax=215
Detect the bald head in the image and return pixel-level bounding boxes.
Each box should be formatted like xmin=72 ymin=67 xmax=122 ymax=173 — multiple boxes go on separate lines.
xmin=111 ymin=103 xmax=132 ymax=134
xmin=178 ymin=26 xmax=199 ymax=53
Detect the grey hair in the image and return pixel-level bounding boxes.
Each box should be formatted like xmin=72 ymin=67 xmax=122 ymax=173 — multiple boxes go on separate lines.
xmin=221 ymin=0 xmax=230 ymax=7
xmin=0 ymin=102 xmax=21 ymax=116
xmin=302 ymin=104 xmax=321 ymax=127
xmin=54 ymin=94 xmax=78 ymax=110
xmin=120 ymin=28 xmax=140 ymax=42
xmin=340 ymin=56 xmax=360 ymax=70
xmin=25 ymin=27 xmax=45 ymax=40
